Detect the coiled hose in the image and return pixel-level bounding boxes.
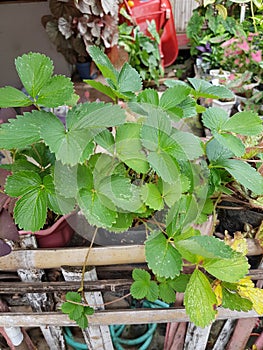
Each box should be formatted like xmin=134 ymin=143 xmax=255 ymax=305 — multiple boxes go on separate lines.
xmin=64 ymin=299 xmax=169 ymax=350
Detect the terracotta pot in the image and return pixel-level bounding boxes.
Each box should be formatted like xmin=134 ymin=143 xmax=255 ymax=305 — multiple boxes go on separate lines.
xmin=19 ymin=213 xmax=75 ymax=248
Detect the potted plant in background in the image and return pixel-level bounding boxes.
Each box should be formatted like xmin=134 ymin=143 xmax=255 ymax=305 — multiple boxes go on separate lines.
xmin=0 ymin=49 xmax=263 ymax=329
xmin=186 ymin=0 xmax=244 ymax=76
xmin=117 ymin=8 xmax=164 ymax=86
xmin=41 ymin=0 xmax=119 ymax=79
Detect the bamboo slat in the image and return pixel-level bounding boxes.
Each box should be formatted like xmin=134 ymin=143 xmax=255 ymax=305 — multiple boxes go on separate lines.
xmin=0 ymin=240 xmax=261 ymax=271
xmin=0 ymin=245 xmax=146 ymax=271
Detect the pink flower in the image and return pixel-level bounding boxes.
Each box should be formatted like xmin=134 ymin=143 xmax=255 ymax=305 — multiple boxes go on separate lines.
xmin=221 ymin=37 xmax=238 ymax=48
xmin=251 ymin=51 xmax=262 ymax=63
xmin=246 ymin=58 xmax=250 ymax=64
xmin=234 ymin=58 xmax=240 ymax=65
xmin=237 ymin=40 xmax=249 ymax=52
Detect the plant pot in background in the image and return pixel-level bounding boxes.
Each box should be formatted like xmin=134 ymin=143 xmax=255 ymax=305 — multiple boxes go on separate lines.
xmin=212 ymin=97 xmax=236 ymax=117
xmin=76 ymin=61 xmax=92 ymax=80
xmin=19 ymin=213 xmax=75 ymax=248
xmin=74 ymin=212 xmax=147 ymax=246
xmin=209 ymin=69 xmax=231 ymax=79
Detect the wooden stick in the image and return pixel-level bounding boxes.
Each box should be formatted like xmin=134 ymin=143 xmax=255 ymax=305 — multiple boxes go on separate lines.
xmin=0 ymin=240 xmax=261 ymax=271
xmin=0 ymin=309 xmax=258 ymax=327
xmin=0 ymin=279 xmax=132 ymax=294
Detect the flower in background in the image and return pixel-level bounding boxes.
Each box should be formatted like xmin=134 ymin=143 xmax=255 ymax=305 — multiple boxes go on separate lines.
xmin=196 ymin=42 xmax=212 ymax=55
xmin=220 ymin=31 xmax=262 ymax=82
xmin=251 ymin=51 xmax=262 ymax=63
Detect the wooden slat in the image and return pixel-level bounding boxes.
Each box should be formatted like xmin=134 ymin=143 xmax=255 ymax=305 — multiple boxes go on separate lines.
xmin=184 ymin=324 xmax=212 ymax=350
xmin=0 ymin=279 xmax=132 ymax=294
xmin=0 ymin=309 xmax=258 ymax=327
xmin=0 ymin=240 xmax=261 ymax=271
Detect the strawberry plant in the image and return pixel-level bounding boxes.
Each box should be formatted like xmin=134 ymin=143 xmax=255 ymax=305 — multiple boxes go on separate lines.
xmin=0 ymin=48 xmax=262 ymax=328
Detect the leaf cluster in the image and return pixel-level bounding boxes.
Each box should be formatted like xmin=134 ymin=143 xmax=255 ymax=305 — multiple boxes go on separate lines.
xmin=118 ymin=16 xmax=164 ymax=84
xmin=61 ymin=292 xmax=94 ymax=329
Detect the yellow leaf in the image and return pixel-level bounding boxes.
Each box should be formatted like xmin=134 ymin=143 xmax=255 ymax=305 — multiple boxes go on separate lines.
xmin=204 ymin=0 xmax=215 ymax=6
xmin=255 ymin=220 xmax=263 ymax=248
xmin=237 ymin=277 xmax=263 ymax=315
xmin=216 ymin=4 xmax=228 ymax=19
xmin=224 ymin=232 xmax=248 ymax=255
xmin=213 ymin=281 xmax=222 ymax=306
xmin=238 ymin=276 xmax=254 ymax=288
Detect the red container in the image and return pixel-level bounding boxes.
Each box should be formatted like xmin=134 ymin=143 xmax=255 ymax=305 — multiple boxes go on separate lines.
xmin=123 ymin=0 xmax=178 ymax=67
xmin=19 ymin=213 xmax=75 ymax=248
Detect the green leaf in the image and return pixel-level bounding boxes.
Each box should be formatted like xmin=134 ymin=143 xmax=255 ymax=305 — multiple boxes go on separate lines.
xmin=107 ymin=212 xmax=134 ymax=233
xmin=77 ymin=188 xmax=117 ymax=229
xmin=131 ymin=280 xmax=159 ymax=302
xmin=41 ymin=104 xmax=125 ymax=165
xmin=69 ymin=305 xmax=83 ymax=321
xmin=62 ymin=292 xmax=93 ymax=329
xmin=145 ymin=231 xmax=182 ymax=278
xmin=37 ymin=75 xmax=76 ymax=108
xmin=54 ymin=162 xmax=79 ymax=198
xmin=98 ymin=175 xmax=142 ymax=212
xmin=184 ymin=269 xmax=217 ymax=328
xmin=166 ymin=195 xmax=200 ymax=235
xmin=137 ymin=88 xmax=159 ymax=106
xmin=201 ymin=107 xmax=229 ymax=132
xmin=213 ymin=133 xmax=245 ymax=157
xmin=47 ymin=192 xmax=75 ymax=216
xmin=203 ymin=254 xmax=250 ymax=282
xmin=84 ymin=80 xmax=117 ymax=101
xmin=177 ymin=97 xmax=197 ymax=119
xmin=15 ymin=52 xmax=53 ymax=98
xmin=141 ymin=183 xmax=164 ymax=210
xmin=0 ymin=110 xmax=44 ymax=149
xmin=66 ymin=291 xmax=82 ymax=303
xmin=67 ymin=103 xmax=126 ymax=130
xmin=118 ymin=62 xmax=142 ymax=92
xmin=176 ymin=236 xmax=237 ymax=263
xmin=159 ymin=85 xmax=191 ymax=111
xmin=61 ymin=302 xmax=75 ymax=314
xmin=169 ymin=274 xmax=191 ymax=293
xmin=88 ymin=46 xmax=119 ymax=86
xmin=159 ymin=282 xmax=176 ymax=303
xmin=133 ymin=268 xmax=151 ymax=282
xmin=188 ymin=78 xmax=234 ymax=99
xmin=0 ymin=87 xmax=32 ymax=108
xmin=222 ymin=111 xmax=263 ymax=136
xmin=5 ymin=170 xmax=42 ymax=197
xmin=147 ymin=152 xmax=180 ymax=184
xmin=13 ymin=187 xmax=48 ymax=231
xmin=216 ymin=159 xmax=263 ymax=195
xmin=170 ymin=130 xmax=203 ymax=160
xmin=131 ymin=269 xmax=159 ymax=302
xmin=116 ymin=123 xmax=149 ymax=173
xmin=222 ymin=287 xmax=253 ymax=311
xmin=141 ymin=105 xmax=172 ymax=138
xmin=161 ymin=179 xmax=182 ymax=207
xmin=95 ymin=129 xmax=115 ymax=153
xmin=206 ymin=138 xmax=234 ymax=162
xmin=84 ymin=306 xmax=95 ymax=316
xmin=75 ymin=315 xmax=88 ymax=329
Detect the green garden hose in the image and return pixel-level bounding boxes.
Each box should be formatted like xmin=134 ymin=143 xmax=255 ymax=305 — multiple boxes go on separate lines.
xmin=64 ymin=299 xmax=169 ymax=350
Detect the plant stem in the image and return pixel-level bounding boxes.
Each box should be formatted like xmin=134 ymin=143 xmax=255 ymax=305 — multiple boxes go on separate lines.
xmin=250 ymin=0 xmax=257 ymax=33
xmin=67 ymin=292 xmax=131 ymax=308
xmin=79 ymin=227 xmax=98 ymax=299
